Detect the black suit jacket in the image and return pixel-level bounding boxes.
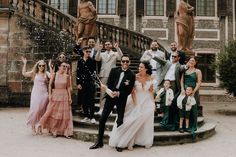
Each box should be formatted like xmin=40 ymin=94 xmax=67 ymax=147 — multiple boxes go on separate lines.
xmin=106 ymin=67 xmax=135 ymax=98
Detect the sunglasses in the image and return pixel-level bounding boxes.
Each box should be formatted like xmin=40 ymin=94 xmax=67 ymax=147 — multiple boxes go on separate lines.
xmin=59 ymin=56 xmax=65 ymax=59
xmin=172 ymin=55 xmax=178 ymax=58
xmin=61 ymin=65 xmax=67 ymax=68
xmin=85 ymin=50 xmax=91 ymax=53
xmin=38 ymin=65 xmax=45 ymax=67
xmin=121 ymin=60 xmax=129 ymax=63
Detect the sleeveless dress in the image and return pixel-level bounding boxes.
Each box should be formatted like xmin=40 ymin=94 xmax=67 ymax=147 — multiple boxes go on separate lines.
xmin=39 ymin=73 xmax=73 ymax=136
xmin=26 ymin=74 xmax=48 ymax=127
xmin=109 ymin=79 xmax=155 ymax=148
xmin=184 ymin=71 xmax=198 ymax=132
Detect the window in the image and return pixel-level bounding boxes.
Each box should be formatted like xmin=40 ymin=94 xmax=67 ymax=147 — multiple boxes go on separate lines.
xmin=197 ymin=53 xmax=216 ymax=83
xmin=0 ymin=0 xmax=9 ymax=8
xmin=146 ymin=0 xmax=164 ymax=16
xmin=98 ymin=0 xmax=116 ymax=15
xmin=49 ymin=0 xmax=68 ymax=13
xmin=197 ymin=0 xmax=215 ymax=16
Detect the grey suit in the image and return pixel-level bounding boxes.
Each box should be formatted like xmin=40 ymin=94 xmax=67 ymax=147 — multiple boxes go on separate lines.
xmin=153 ymin=56 xmax=186 ymax=95
xmin=153 ymin=55 xmax=187 ymax=130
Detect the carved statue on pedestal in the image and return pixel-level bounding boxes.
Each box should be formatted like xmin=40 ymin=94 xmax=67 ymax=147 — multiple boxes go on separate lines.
xmin=175 ymin=0 xmax=195 ymax=56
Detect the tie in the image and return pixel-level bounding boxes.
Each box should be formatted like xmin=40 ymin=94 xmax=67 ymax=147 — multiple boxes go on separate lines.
xmin=116 ymin=71 xmax=125 ymax=89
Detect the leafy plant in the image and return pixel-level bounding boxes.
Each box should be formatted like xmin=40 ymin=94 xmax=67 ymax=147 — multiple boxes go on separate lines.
xmin=216 ymin=41 xmax=236 ymax=96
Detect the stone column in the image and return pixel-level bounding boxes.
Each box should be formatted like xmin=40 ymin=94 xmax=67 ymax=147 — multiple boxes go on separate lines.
xmin=0 ymin=9 xmax=10 ymax=103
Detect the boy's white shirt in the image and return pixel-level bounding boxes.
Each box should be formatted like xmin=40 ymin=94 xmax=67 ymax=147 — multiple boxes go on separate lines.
xmin=177 ymin=94 xmax=196 ymax=111
xmin=157 ymin=88 xmax=174 ymax=106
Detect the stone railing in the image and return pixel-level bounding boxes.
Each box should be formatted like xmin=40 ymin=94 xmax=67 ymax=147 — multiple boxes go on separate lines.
xmin=10 ymin=0 xmax=77 ymax=40
xmin=9 ymin=0 xmax=168 ymax=54
xmin=96 ymin=21 xmax=153 ymax=54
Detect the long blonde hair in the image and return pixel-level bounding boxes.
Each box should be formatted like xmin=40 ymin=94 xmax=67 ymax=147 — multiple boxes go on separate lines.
xmin=31 ymin=60 xmax=48 ymax=79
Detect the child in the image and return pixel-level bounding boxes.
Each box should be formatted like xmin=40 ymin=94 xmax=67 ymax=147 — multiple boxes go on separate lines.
xmin=177 ymin=86 xmax=196 ymax=133
xmin=155 ymin=80 xmax=174 ymax=126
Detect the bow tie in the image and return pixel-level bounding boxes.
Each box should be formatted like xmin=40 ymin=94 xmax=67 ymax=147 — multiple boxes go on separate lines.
xmin=120 ymin=69 xmax=127 ymax=73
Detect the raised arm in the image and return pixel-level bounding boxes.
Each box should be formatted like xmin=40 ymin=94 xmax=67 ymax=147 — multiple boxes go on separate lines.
xmin=113 ymin=43 xmax=123 ymax=60
xmin=21 ymin=56 xmax=33 ymax=78
xmin=88 ymin=1 xmax=97 ymax=15
xmin=95 ymin=43 xmax=103 ymax=61
xmin=152 ymin=55 xmax=167 ymax=66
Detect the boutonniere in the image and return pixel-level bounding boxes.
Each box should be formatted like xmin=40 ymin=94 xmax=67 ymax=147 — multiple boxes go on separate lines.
xmin=124 ymin=80 xmax=130 ymax=85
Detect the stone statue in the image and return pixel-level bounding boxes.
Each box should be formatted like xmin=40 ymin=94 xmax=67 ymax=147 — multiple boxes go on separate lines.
xmin=77 ymin=0 xmax=97 ymax=40
xmin=175 ymin=0 xmax=195 ymax=54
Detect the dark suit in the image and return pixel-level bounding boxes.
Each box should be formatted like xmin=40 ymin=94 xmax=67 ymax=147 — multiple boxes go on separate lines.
xmin=97 ymin=67 xmax=135 ymax=144
xmin=77 ymin=58 xmax=96 ymax=119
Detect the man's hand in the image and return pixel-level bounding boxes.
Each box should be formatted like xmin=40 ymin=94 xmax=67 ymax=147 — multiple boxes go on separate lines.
xmin=112 ymin=91 xmax=120 ymax=97
xmin=113 ymin=42 xmax=119 ymax=49
xmin=77 ymin=84 xmax=82 ymax=90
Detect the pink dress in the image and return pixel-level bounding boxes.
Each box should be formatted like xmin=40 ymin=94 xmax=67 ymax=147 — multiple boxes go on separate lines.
xmin=39 ymin=73 xmax=73 ymax=136
xmin=27 ymin=74 xmax=48 ymax=127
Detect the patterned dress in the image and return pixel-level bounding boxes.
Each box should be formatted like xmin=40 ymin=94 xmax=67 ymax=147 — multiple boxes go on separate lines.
xmin=39 ymin=73 xmax=73 ymax=136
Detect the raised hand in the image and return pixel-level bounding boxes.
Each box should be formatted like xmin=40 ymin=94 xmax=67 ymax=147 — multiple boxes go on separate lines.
xmin=113 ymin=42 xmax=119 ymax=49
xmin=96 ymin=43 xmax=103 ymax=52
xmin=21 ymin=56 xmax=27 ymax=64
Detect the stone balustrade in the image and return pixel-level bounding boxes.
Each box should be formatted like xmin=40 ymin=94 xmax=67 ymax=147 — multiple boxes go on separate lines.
xmin=8 ymin=0 xmax=166 ymax=55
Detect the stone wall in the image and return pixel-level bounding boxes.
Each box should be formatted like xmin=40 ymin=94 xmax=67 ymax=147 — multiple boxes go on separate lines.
xmin=0 ymin=12 xmax=75 ymax=106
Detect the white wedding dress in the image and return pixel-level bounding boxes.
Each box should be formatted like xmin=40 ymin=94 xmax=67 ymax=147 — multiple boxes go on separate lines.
xmin=109 ymin=79 xmax=155 ymax=149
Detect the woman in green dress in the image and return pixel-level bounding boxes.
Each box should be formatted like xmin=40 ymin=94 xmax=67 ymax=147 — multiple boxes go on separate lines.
xmin=180 ymin=56 xmax=202 ymax=133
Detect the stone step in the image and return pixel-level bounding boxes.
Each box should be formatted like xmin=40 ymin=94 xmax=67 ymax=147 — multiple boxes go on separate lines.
xmin=199 ymin=89 xmax=236 ymax=102
xmin=73 ymin=120 xmax=216 ymax=146
xmin=73 ymin=116 xmax=204 ymax=132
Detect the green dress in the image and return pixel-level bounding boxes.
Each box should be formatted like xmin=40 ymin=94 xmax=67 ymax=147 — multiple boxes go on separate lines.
xmin=184 ymin=72 xmax=198 ymax=133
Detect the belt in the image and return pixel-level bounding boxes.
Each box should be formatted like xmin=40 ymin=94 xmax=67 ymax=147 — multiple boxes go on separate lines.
xmin=152 ymin=69 xmax=157 ymax=71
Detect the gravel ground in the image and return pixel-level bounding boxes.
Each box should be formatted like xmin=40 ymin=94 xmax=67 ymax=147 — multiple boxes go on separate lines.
xmin=0 ymin=102 xmax=236 ymax=157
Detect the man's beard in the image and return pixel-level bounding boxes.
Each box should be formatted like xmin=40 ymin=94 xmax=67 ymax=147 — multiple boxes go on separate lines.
xmin=151 ymin=48 xmax=158 ymax=51
xmin=171 ymin=48 xmax=177 ymax=52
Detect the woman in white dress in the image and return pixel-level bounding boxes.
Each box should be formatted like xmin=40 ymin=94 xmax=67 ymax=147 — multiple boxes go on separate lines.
xmin=108 ymin=61 xmax=155 ymax=151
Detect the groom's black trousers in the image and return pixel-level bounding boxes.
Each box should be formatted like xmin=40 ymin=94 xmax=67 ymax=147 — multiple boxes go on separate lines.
xmin=97 ymin=95 xmax=128 ymax=144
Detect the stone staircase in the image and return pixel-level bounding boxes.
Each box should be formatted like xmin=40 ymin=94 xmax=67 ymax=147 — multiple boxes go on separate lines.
xmin=72 ymin=112 xmax=216 ymax=146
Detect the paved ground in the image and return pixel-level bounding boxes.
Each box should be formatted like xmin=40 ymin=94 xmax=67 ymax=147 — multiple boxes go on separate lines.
xmin=0 ymin=102 xmax=236 ymax=157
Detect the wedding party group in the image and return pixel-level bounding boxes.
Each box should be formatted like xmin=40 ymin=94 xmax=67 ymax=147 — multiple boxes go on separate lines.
xmin=22 ymin=36 xmax=202 ymax=152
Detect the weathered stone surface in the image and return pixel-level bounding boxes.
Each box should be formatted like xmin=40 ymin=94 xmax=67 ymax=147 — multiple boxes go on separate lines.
xmin=8 ymin=81 xmax=22 ymax=92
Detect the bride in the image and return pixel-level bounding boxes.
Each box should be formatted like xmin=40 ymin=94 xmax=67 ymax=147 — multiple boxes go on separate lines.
xmin=106 ymin=61 xmax=155 ymax=151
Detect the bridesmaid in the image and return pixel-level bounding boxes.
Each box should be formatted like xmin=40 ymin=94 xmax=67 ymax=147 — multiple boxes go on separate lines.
xmin=39 ymin=61 xmax=73 ymax=138
xmin=180 ymin=56 xmax=202 ymax=133
xmin=21 ymin=56 xmax=50 ymax=135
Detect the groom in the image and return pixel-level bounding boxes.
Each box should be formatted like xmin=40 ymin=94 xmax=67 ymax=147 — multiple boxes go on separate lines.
xmin=90 ymin=55 xmax=135 ymax=152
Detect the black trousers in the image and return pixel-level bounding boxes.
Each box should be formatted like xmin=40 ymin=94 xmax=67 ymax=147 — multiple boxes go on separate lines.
xmin=78 ymin=83 xmax=96 ymax=119
xmin=97 ymin=95 xmax=127 ymax=144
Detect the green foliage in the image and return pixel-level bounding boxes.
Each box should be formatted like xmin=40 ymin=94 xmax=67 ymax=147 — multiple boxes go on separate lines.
xmin=216 ymin=41 xmax=236 ymax=96
xmin=16 ymin=16 xmax=75 ymax=60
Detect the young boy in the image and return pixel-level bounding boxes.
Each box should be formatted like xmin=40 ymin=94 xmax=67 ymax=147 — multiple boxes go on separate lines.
xmin=177 ymin=86 xmax=196 ymax=133
xmin=155 ymin=80 xmax=174 ymax=126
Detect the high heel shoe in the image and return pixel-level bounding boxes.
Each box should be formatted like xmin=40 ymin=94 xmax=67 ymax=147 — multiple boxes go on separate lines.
xmin=32 ymin=127 xmax=37 ymax=135
xmin=36 ymin=125 xmax=42 ymax=135
xmin=65 ymin=136 xmax=71 ymax=139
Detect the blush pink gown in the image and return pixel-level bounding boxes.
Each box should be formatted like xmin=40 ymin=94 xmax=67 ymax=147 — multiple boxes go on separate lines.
xmin=39 ymin=73 xmax=73 ymax=137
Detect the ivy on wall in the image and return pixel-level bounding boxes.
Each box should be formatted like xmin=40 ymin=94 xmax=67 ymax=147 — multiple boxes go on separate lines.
xmin=16 ymin=16 xmax=75 ymax=60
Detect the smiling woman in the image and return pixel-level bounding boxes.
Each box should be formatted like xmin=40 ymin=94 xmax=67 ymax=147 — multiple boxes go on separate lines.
xmin=21 ymin=56 xmax=51 ymax=135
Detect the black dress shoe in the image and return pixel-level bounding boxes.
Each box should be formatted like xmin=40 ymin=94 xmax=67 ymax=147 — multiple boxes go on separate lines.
xmin=116 ymin=147 xmax=123 ymax=152
xmin=89 ymin=142 xmax=104 ymax=149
